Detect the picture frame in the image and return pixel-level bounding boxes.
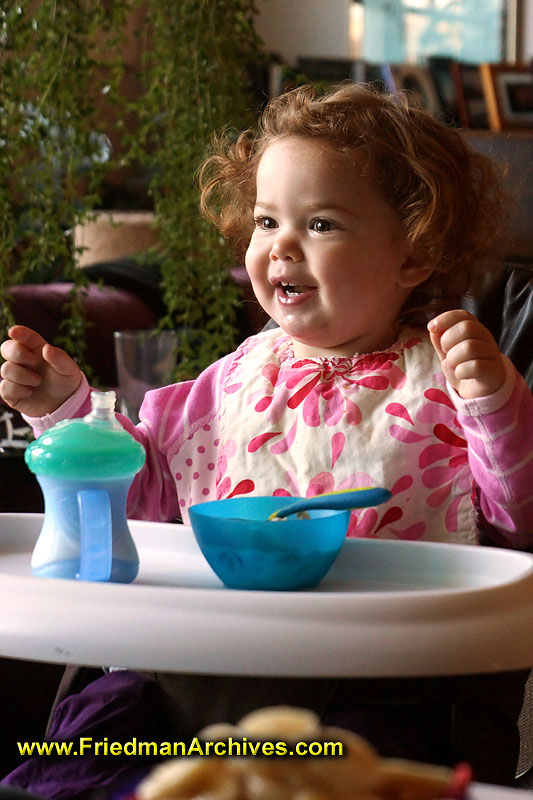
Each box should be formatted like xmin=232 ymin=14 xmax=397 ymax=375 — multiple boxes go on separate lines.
xmin=450 ymin=62 xmax=488 ymax=129
xmin=480 ymin=63 xmax=533 ymax=131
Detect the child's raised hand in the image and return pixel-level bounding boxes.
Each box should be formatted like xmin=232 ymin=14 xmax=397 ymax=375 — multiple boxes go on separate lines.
xmin=428 ymin=310 xmax=505 ymax=399
xmin=0 ymin=325 xmax=82 ymax=417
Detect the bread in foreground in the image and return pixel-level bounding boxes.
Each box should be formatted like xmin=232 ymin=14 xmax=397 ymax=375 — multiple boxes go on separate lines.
xmin=135 ymin=705 xmax=471 ymax=800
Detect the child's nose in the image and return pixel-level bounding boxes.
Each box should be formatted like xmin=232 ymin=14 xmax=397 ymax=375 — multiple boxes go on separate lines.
xmin=269 ymin=230 xmax=302 ymax=262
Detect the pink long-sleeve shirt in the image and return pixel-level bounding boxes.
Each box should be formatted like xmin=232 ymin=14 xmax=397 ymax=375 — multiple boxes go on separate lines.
xmin=27 ymin=327 xmax=533 ymax=548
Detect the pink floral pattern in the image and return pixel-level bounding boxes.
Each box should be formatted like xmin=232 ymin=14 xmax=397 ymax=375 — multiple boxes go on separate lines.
xmin=387 ymin=381 xmax=471 ymax=532
xmin=242 ymin=337 xmax=417 ymax=463
xmin=215 ymin=440 xmax=256 ymax=499
xmin=254 ymin=345 xmax=410 ymax=427
xmin=215 ymin=328 xmax=478 ymax=544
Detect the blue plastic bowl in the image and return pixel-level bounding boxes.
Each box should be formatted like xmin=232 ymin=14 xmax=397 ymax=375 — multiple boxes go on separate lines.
xmin=189 ymin=496 xmax=351 ymax=591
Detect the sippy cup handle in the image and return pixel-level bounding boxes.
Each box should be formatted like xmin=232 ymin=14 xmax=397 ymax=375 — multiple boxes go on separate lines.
xmin=77 ymin=489 xmax=112 ymax=581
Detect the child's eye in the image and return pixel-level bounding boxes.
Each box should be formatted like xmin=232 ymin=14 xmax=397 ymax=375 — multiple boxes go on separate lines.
xmin=311 ymin=218 xmax=333 ymax=233
xmin=254 ymin=216 xmax=277 ymax=230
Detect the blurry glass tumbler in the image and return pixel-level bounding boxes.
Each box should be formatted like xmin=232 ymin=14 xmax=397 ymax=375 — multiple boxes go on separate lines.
xmin=113 ymin=329 xmax=179 ymax=424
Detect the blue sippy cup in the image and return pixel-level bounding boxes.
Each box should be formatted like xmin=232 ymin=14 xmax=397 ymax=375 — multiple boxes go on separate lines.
xmin=24 ymin=390 xmax=145 ymax=583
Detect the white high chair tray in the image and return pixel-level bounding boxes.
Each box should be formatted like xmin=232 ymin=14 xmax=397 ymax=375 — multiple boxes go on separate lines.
xmin=0 ymin=512 xmax=532 ymax=676
xmin=471 ymin=786 xmax=532 ymax=799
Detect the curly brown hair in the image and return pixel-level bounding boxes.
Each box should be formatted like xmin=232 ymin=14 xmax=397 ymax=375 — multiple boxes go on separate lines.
xmin=199 ymin=83 xmax=507 ymax=323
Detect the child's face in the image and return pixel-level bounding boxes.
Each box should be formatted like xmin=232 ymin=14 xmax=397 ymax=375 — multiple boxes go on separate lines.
xmin=245 ymin=136 xmax=429 ymax=358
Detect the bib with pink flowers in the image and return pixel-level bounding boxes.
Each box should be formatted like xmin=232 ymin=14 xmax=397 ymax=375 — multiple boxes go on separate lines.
xmin=215 ymin=328 xmax=478 ymax=544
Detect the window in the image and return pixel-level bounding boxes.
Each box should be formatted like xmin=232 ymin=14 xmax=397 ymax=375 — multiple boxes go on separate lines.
xmin=359 ymin=0 xmax=508 ymax=65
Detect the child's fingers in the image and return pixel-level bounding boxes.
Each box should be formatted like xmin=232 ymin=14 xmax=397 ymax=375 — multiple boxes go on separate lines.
xmin=0 ymin=337 xmax=42 ymax=370
xmin=7 ymin=324 xmax=49 ymax=354
xmin=441 ymin=325 xmax=495 ymax=359
xmin=1 ymin=325 xmax=50 ymax=371
xmin=42 ymin=343 xmax=80 ymax=378
xmin=0 ymin=327 xmax=45 ymax=409
xmin=453 ymin=358 xmax=495 ymax=383
xmin=0 ymin=377 xmax=34 ymax=406
xmin=0 ymin=359 xmax=42 ymax=387
xmin=1 ymin=328 xmax=79 ymax=381
xmin=427 ymin=310 xmax=472 ymax=361
xmin=428 ymin=311 xmax=495 ymax=356
xmin=428 ymin=309 xmax=475 ymax=335
xmin=428 ymin=328 xmax=445 ymax=361
xmin=440 ymin=338 xmax=496 ymax=372
xmin=428 ymin=310 xmax=505 ymax=398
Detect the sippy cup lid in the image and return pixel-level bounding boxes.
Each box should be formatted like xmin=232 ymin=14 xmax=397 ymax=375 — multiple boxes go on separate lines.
xmin=25 ymin=391 xmax=145 ymax=480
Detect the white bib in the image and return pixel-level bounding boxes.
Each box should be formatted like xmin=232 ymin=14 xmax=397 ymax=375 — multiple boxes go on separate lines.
xmin=216 ymin=328 xmax=478 ymax=544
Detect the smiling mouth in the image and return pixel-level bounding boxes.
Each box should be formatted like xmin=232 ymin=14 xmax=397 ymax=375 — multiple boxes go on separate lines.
xmin=278 ymin=281 xmax=316 ymax=297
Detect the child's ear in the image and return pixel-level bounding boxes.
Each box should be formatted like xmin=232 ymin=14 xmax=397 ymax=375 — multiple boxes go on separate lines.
xmin=397 ymin=249 xmax=433 ymax=289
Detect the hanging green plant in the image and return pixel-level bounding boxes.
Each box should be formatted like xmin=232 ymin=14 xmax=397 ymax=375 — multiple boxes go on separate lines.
xmin=0 ymin=1 xmax=133 ymax=374
xmin=130 ymin=0 xmax=264 ymax=380
xmin=1 ymin=0 xmax=267 ymax=383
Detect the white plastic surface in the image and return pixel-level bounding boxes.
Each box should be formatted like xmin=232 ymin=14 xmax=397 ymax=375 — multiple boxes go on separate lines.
xmin=470 ymin=784 xmax=532 ymax=799
xmin=0 ymin=512 xmax=532 ymax=676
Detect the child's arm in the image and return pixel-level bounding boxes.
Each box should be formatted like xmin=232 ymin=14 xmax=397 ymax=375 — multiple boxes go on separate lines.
xmin=429 ymin=310 xmax=533 ymax=545
xmin=427 ymin=310 xmax=505 ymax=400
xmin=0 ymin=325 xmax=82 ymax=417
xmin=2 ymin=323 xmax=239 ymax=525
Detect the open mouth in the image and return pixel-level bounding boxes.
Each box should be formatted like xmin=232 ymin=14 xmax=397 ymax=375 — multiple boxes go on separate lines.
xmin=278 ymin=281 xmax=316 ymax=298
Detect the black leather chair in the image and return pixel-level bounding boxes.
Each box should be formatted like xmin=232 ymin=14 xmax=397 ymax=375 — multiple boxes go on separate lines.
xmin=462 ymin=262 xmax=533 ymax=390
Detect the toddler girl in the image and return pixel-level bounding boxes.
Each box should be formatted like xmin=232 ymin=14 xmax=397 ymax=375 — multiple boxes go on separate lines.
xmin=1 ymin=84 xmax=532 ymax=793
xmin=2 ymin=84 xmax=531 ymax=545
